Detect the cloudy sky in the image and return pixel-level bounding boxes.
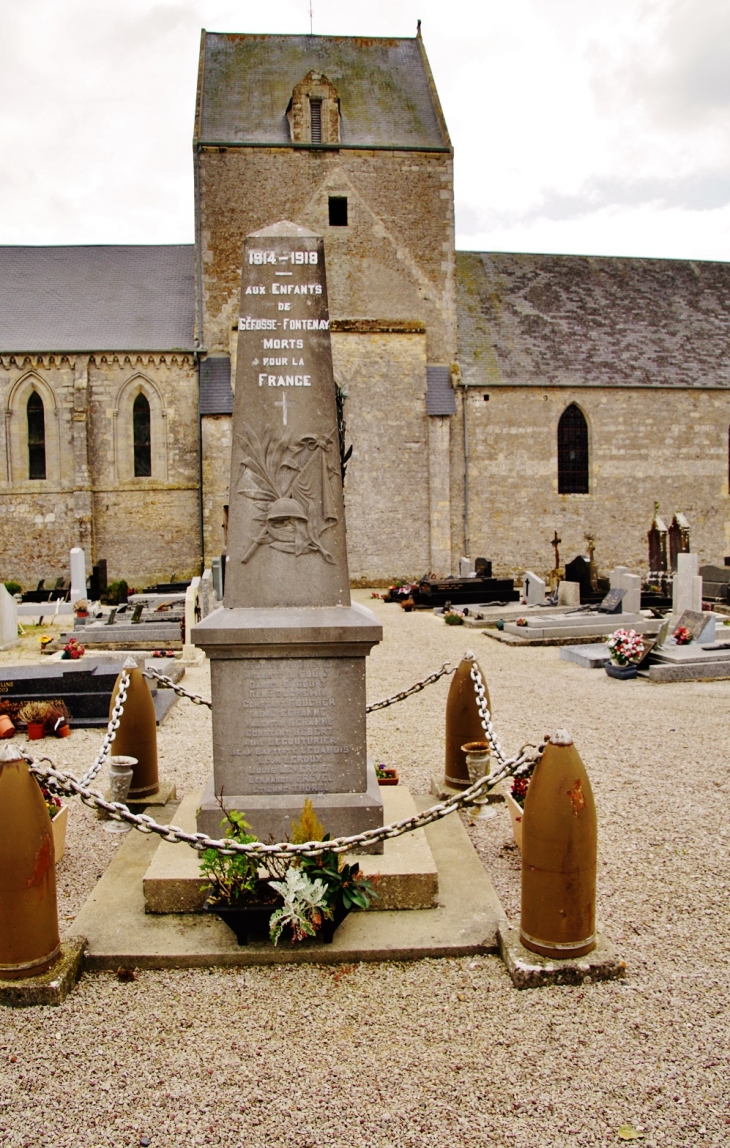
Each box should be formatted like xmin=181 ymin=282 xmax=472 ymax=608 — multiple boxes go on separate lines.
xmin=2 ymin=0 xmax=730 ymax=260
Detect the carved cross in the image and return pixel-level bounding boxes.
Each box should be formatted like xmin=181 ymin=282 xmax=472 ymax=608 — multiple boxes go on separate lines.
xmin=550 ymin=530 xmax=561 ymax=569
xmin=274 ymin=391 xmax=296 ymax=427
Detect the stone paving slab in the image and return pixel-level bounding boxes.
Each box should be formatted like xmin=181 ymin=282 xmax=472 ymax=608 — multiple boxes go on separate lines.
xmin=0 ymin=938 xmax=86 ymax=1008
xmin=559 ymin=643 xmax=611 ymax=668
xmin=143 ymin=787 xmax=438 ymax=913
xmin=73 ymin=796 xmax=505 ymax=969
xmin=498 ymin=923 xmax=625 ymax=989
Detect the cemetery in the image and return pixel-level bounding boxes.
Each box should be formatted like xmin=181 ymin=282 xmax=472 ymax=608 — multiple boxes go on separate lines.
xmin=0 ymin=221 xmax=727 ymax=1147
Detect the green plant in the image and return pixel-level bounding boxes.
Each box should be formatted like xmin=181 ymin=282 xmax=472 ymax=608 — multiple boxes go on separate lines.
xmin=299 ymin=846 xmax=379 ymax=914
xmin=199 ymin=807 xmax=261 ymax=905
xmin=444 ymin=611 xmax=464 ymax=625
xmin=268 ymin=868 xmax=331 ymax=944
xmin=104 ymin=580 xmax=129 ymax=605
xmin=3 ymin=581 xmax=21 ymax=596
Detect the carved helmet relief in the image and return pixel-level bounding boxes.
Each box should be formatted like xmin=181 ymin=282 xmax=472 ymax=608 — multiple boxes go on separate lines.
xmin=236 ymin=422 xmax=339 ymax=564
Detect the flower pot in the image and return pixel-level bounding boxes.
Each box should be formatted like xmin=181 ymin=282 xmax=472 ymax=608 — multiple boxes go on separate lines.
xmin=26 ymin=722 xmax=45 ymax=740
xmin=0 ymin=714 xmax=15 ymax=739
xmin=505 ymin=791 xmax=524 ymax=850
xmin=377 ymin=768 xmax=399 ymax=786
xmin=605 ymin=663 xmax=638 ymax=680
xmin=204 ymin=891 xmax=349 ymax=946
xmin=54 ymin=722 xmax=71 ymax=738
xmin=51 ymin=804 xmax=68 ymax=863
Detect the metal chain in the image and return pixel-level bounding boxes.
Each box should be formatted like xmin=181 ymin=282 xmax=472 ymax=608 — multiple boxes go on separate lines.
xmin=365 ymin=662 xmax=455 ymax=712
xmin=24 ymin=661 xmax=542 ymax=858
xmin=77 ymin=669 xmax=130 ymax=788
xmin=142 ymin=662 xmax=455 ymax=714
xmin=142 ymin=669 xmax=212 ymax=708
xmin=470 ymin=662 xmax=508 ymax=764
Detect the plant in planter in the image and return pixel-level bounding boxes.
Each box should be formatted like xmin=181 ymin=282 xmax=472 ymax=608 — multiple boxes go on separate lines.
xmin=444 ymin=611 xmax=464 ymax=625
xmin=73 ymin=598 xmax=89 ymax=618
xmin=673 ymin=625 xmax=692 ymax=645
xmin=376 ymin=763 xmax=399 ymax=785
xmin=36 ymin=779 xmax=68 ymax=862
xmin=39 ymin=634 xmax=54 ymax=653
xmin=268 ymin=868 xmax=331 ymax=944
xmin=18 ymin=701 xmax=50 ymax=740
xmin=605 ymin=628 xmax=644 ymax=679
xmin=505 ymin=759 xmax=538 ymax=849
xmin=45 ymin=700 xmax=71 ymax=738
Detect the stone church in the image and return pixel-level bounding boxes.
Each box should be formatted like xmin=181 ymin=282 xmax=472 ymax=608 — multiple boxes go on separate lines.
xmin=1 ymin=28 xmax=729 ymax=589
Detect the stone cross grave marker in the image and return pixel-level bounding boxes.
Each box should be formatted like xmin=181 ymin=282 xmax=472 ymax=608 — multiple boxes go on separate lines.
xmin=193 ymin=222 xmax=384 ymax=846
xmin=523 ymin=571 xmax=546 ymax=606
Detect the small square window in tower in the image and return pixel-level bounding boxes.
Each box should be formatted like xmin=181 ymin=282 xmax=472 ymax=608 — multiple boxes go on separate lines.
xmin=309 ymin=98 xmax=322 ymax=143
xmin=329 ymin=197 xmax=348 ymax=227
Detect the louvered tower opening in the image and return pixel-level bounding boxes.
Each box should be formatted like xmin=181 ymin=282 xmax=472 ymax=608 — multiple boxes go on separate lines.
xmin=310 ymin=99 xmax=322 ymax=143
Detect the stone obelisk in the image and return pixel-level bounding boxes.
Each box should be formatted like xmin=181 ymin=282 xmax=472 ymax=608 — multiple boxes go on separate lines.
xmin=193 ymin=222 xmax=384 ymax=846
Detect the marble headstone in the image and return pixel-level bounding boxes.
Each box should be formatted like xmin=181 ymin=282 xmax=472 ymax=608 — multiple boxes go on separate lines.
xmin=70 ymin=547 xmax=86 ymax=604
xmin=458 ymin=557 xmax=475 ymax=578
xmin=558 ymin=581 xmax=581 ymax=607
xmin=672 ymin=553 xmax=702 ymax=618
xmin=193 ymin=222 xmax=383 ymax=846
xmin=0 ymin=584 xmax=19 ymax=650
xmin=523 ymin=571 xmax=546 ymax=606
xmin=610 ymin=566 xmax=641 ymax=614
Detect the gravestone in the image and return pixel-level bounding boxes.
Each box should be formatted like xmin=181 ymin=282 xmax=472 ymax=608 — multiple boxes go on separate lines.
xmin=0 ymin=585 xmax=19 ymax=651
xmin=699 ymin=564 xmax=730 ymax=603
xmin=558 ymin=581 xmax=581 ymax=607
xmin=564 ymin=555 xmax=592 ymax=602
xmin=192 ymin=221 xmax=384 ymax=845
xmin=598 ymin=588 xmax=625 ymax=614
xmin=674 ymin=609 xmax=715 ymax=644
xmin=211 ymin=557 xmax=223 ymax=602
xmin=668 ymin=513 xmax=690 ymax=572
xmin=69 ymin=547 xmax=86 ymax=604
xmin=609 ymin=567 xmax=641 ymax=614
xmin=458 ymin=557 xmax=475 ymax=577
xmin=523 ymin=571 xmax=546 ymax=606
xmin=647 ymin=506 xmax=668 ymax=580
xmin=201 ymin=569 xmax=213 ymax=617
xmin=672 ymin=552 xmax=702 ymax=619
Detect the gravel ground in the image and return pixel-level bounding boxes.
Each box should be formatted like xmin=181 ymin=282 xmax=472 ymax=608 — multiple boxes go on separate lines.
xmin=1 ymin=595 xmax=729 ymax=1148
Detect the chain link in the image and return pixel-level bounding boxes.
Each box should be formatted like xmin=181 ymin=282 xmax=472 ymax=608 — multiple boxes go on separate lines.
xmin=24 ymin=659 xmax=542 ymax=858
xmin=143 ymin=669 xmax=212 ymax=708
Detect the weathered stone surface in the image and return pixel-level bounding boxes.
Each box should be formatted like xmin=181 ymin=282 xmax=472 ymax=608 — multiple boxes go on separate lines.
xmin=0 ymin=937 xmax=85 ymax=1008
xmin=0 ymin=584 xmax=19 ymax=651
xmin=559 ymin=643 xmax=611 ymax=669
xmin=498 ymin=922 xmax=625 ymax=989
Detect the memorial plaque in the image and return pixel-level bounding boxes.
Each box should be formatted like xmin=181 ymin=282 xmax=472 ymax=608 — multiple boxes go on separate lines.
xmin=598 ymin=588 xmax=625 ymax=614
xmin=224 ymin=222 xmax=349 ymax=610
xmin=674 ymin=610 xmax=712 ymax=642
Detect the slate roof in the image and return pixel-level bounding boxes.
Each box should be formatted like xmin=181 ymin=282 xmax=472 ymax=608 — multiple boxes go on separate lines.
xmin=457 ymin=251 xmax=730 ymax=389
xmin=426 ymin=365 xmax=456 ymax=415
xmin=195 ymin=32 xmax=450 ymax=150
xmin=199 ymin=355 xmax=233 ymax=415
xmin=0 ymin=245 xmax=196 ymax=353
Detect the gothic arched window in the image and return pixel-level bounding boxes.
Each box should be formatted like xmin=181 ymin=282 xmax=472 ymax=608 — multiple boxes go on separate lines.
xmin=133 ymin=392 xmax=152 ymax=477
xmin=27 ymin=390 xmax=46 ymax=479
xmin=558 ymin=403 xmax=589 ymax=494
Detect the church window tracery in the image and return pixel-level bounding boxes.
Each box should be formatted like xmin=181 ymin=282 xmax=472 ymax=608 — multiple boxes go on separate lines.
xmin=558 ymin=403 xmax=589 ymax=494
xmin=27 ymin=390 xmax=46 ymax=480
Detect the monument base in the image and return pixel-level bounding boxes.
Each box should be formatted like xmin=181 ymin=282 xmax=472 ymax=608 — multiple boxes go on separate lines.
xmin=197 ymin=759 xmax=384 ymax=853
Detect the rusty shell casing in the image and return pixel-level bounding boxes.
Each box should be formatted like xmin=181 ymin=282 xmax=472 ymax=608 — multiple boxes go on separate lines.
xmin=0 ymin=750 xmax=61 ymax=980
xmin=109 ymin=665 xmax=159 ymax=797
xmin=444 ymin=652 xmax=491 ymax=789
xmin=520 ymin=733 xmax=597 ymax=959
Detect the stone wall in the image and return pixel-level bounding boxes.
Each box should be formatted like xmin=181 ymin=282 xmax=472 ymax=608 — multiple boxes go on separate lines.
xmin=197 ymin=147 xmax=456 ymax=364
xmin=0 ymin=353 xmax=201 ymax=589
xmin=459 ymin=385 xmax=730 ymax=578
xmin=201 ymin=414 xmax=232 ymax=564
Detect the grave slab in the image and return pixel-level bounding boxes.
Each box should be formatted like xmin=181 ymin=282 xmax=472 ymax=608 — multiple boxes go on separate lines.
xmin=0 ymin=937 xmax=86 ymax=1008
xmin=143 ymin=787 xmax=438 ymax=913
xmin=559 ymin=643 xmax=611 ymax=669
xmin=73 ymin=796 xmax=505 ymax=969
xmin=498 ymin=923 xmax=625 ymax=989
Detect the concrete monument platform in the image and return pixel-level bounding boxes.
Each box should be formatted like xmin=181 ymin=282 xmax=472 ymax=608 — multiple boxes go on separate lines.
xmin=72 ymin=796 xmax=506 ymax=969
xmin=0 ymin=938 xmax=86 ymax=1008
xmin=498 ymin=923 xmax=625 ymax=989
xmin=143 ymin=787 xmax=438 ymax=913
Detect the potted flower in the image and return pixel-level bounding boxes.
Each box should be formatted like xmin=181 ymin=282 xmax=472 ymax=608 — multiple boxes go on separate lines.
xmin=376 ymin=763 xmax=399 ymax=786
xmin=18 ymin=701 xmax=48 ymax=740
xmin=46 ymin=700 xmax=71 ymax=738
xmin=37 ymin=780 xmax=68 ymax=862
xmin=444 ymin=610 xmax=464 ymax=625
xmin=673 ymin=625 xmax=692 ymax=645
xmin=605 ymin=628 xmax=644 ymax=679
xmin=39 ymin=634 xmax=54 ymax=654
xmin=503 ymin=759 xmax=538 ymax=849
xmin=0 ymin=713 xmax=15 ymax=739
xmin=73 ymin=598 xmax=89 ymax=619
xmin=201 ymin=798 xmax=377 ymax=946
